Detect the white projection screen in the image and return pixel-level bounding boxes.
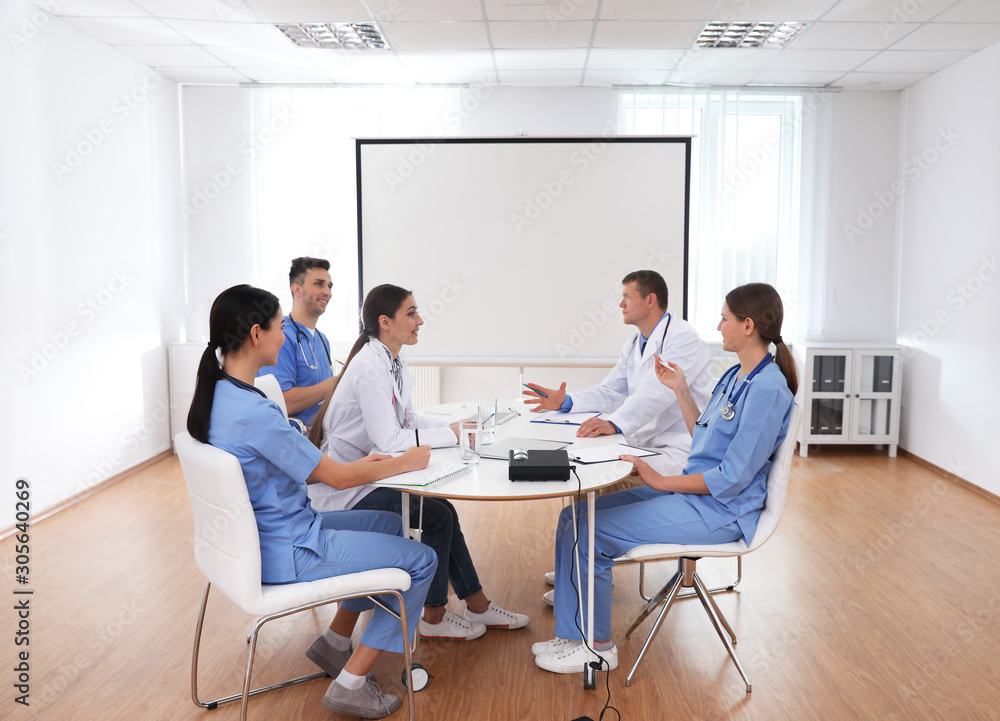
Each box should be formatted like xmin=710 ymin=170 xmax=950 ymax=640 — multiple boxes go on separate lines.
xmin=357 ymin=137 xmax=690 ymax=365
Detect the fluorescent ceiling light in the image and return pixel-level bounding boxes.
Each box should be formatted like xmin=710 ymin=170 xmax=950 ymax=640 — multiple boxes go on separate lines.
xmin=275 ymin=23 xmax=389 ymax=50
xmin=695 ymin=22 xmax=807 ymax=49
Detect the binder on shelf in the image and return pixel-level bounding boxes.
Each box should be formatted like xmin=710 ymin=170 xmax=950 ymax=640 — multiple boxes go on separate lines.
xmin=860 ymin=355 xmax=874 ymax=393
xmin=818 ymin=399 xmax=831 ymax=435
xmin=857 ymin=399 xmax=872 ymax=435
xmin=812 ymin=356 xmax=821 ymax=392
xmin=832 ymin=400 xmax=843 ymax=435
xmin=834 ymin=355 xmax=846 ymax=392
xmin=810 ymin=399 xmax=819 ymax=435
xmin=820 ymin=356 xmax=836 ymax=391
xmin=874 ymin=356 xmax=893 ymax=392
xmin=872 ymin=400 xmax=890 ymax=436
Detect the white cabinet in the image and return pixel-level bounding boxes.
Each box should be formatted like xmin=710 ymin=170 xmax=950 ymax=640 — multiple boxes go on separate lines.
xmin=168 ymin=342 xmax=205 ymax=449
xmin=793 ymin=343 xmax=901 ymax=458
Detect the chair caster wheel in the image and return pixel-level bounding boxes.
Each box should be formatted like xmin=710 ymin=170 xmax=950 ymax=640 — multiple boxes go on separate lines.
xmin=402 ymin=663 xmax=432 ymax=691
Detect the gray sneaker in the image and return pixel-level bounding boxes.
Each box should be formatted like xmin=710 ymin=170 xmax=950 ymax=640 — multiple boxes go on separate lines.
xmin=323 ymin=677 xmax=401 ymax=719
xmin=305 ymin=635 xmax=351 ymax=677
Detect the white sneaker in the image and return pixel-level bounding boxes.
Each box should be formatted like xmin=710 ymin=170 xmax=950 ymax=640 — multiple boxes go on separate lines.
xmin=535 ymin=642 xmax=618 ymax=674
xmin=418 ymin=608 xmax=486 ymax=641
xmin=465 ymin=601 xmax=529 ymax=630
xmin=531 ymin=637 xmax=580 ymax=656
xmin=544 ymin=571 xmax=556 ymax=586
xmin=542 ymin=589 xmax=554 ymax=607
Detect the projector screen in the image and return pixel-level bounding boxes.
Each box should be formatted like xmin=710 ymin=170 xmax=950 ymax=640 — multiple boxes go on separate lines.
xmin=357 ymin=137 xmax=690 ymax=365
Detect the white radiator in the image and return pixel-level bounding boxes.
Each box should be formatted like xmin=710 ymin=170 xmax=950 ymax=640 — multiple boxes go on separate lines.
xmin=409 ymin=365 xmax=442 ymax=410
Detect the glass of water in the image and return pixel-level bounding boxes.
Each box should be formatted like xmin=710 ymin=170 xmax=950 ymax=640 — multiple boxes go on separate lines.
xmin=459 ymin=419 xmax=481 ymax=465
xmin=478 ymin=396 xmax=498 ymax=444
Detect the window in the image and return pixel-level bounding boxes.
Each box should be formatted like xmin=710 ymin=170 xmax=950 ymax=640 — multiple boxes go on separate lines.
xmin=620 ymin=90 xmax=803 ymax=341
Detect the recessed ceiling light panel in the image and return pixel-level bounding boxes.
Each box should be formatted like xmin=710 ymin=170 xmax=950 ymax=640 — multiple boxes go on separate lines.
xmin=275 ymin=23 xmax=389 ymax=50
xmin=694 ymin=21 xmax=806 ymax=49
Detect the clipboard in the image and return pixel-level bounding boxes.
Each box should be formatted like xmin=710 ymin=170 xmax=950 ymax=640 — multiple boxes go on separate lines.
xmin=529 ymin=411 xmax=601 ymax=426
xmin=567 ymin=443 xmax=659 ymax=465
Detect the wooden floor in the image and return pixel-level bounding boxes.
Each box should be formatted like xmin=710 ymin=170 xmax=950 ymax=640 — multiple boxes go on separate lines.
xmin=5 ymin=447 xmax=1000 ymax=721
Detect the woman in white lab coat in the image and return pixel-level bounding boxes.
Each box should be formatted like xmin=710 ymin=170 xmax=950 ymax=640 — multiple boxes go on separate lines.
xmin=308 ymin=284 xmax=529 ymax=641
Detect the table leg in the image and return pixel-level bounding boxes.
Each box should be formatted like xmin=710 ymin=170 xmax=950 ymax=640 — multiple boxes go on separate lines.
xmin=584 ymin=490 xmax=596 ymax=689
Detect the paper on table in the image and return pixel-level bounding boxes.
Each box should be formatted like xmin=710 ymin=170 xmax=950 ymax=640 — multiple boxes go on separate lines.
xmin=529 ymin=411 xmax=601 ymax=425
xmin=374 ymin=460 xmax=471 ymax=488
xmin=567 ymin=444 xmax=659 ymax=465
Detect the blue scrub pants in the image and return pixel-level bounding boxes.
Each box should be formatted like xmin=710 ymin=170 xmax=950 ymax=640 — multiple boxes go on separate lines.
xmin=352 ymin=487 xmax=483 ymax=608
xmin=553 ymin=486 xmax=741 ymax=642
xmin=293 ymin=509 xmax=437 ymax=653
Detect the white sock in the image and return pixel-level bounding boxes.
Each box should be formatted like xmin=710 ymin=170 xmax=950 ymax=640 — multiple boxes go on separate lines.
xmin=336 ymin=669 xmax=367 ymax=690
xmin=323 ymin=628 xmax=351 ymax=652
xmin=594 ymin=640 xmax=615 ymax=652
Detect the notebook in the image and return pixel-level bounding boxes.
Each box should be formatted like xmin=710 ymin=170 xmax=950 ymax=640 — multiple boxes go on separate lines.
xmin=374 ymin=461 xmax=471 ymax=488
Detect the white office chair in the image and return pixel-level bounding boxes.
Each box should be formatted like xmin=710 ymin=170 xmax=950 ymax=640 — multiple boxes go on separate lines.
xmin=619 ymin=404 xmax=800 ymax=692
xmin=175 ymin=431 xmax=419 ymax=721
xmin=254 ymin=373 xmax=307 ymax=435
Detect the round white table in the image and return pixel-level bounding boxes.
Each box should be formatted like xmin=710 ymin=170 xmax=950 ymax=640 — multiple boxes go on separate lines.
xmin=378 ymin=398 xmax=658 ymax=687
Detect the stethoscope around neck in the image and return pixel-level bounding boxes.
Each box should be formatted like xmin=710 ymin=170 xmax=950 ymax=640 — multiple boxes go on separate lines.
xmin=620 ymin=314 xmax=672 ymax=369
xmin=289 ymin=314 xmax=332 ymax=371
xmin=695 ymin=354 xmax=774 ymax=426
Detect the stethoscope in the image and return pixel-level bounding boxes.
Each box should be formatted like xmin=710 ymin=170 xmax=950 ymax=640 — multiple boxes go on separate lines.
xmin=620 ymin=314 xmax=672 ymax=369
xmin=221 ymin=371 xmax=267 ymax=398
xmin=695 ymin=354 xmax=774 ymax=426
xmin=375 ymin=341 xmax=409 ymax=429
xmin=289 ymin=314 xmax=332 ymax=372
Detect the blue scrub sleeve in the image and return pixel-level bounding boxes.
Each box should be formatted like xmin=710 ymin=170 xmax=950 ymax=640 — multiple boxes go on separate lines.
xmin=244 ymin=401 xmax=323 ymax=482
xmin=701 ymin=382 xmax=788 ymax=501
xmin=560 ymin=396 xmax=574 ymax=412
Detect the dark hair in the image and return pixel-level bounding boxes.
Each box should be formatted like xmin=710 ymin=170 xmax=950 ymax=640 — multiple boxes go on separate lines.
xmin=622 ymin=270 xmax=668 ymax=312
xmin=724 ymin=282 xmax=798 ymax=396
xmin=289 ymin=257 xmax=330 ymax=289
xmin=187 ymin=284 xmax=281 ymax=443
xmin=309 ymin=284 xmax=413 ymax=447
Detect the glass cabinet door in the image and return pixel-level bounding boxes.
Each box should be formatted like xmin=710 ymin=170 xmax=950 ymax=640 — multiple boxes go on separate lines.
xmin=850 ymin=352 xmax=897 ymax=440
xmin=807 ymin=351 xmax=851 ymax=440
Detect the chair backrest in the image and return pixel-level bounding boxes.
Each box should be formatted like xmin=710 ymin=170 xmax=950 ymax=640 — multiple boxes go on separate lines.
xmin=746 ymin=403 xmax=800 ymax=552
xmin=254 ymin=374 xmax=289 ymax=419
xmin=175 ymin=431 xmax=264 ymax=610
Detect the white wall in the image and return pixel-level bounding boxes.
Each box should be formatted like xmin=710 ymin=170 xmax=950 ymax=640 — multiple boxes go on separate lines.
xmin=896 ymin=42 xmax=1000 ymax=495
xmin=801 ymin=91 xmax=902 ymax=343
xmin=0 ymin=1 xmax=183 ymax=525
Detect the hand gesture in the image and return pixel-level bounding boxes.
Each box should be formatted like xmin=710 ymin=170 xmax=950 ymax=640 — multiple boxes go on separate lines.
xmin=521 ymin=382 xmax=567 ymax=412
xmin=654 ymin=354 xmax=688 ymax=395
xmin=576 ymin=418 xmax=618 ymax=438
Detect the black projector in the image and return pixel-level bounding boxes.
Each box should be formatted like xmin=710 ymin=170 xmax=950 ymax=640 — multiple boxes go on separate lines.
xmin=508 ymin=449 xmax=571 ymax=481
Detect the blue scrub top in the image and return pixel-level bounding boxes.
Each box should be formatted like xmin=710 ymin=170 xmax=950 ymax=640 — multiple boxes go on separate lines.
xmin=683 ymin=362 xmax=793 ymax=544
xmin=257 ymin=314 xmax=333 ymax=426
xmin=207 ymin=379 xmax=325 ymax=583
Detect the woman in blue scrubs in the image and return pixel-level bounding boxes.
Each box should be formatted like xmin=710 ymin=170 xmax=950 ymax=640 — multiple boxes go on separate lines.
xmin=187 ymin=284 xmax=437 ymax=718
xmin=533 ymin=282 xmax=798 ymax=675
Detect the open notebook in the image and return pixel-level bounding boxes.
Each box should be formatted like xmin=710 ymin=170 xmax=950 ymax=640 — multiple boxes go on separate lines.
xmin=373 ymin=460 xmax=471 ymax=488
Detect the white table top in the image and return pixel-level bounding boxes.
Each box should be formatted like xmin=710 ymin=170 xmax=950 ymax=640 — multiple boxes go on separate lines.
xmin=380 ymin=399 xmax=645 ymax=501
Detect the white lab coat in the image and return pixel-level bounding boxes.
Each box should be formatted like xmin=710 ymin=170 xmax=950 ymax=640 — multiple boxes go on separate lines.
xmin=568 ymin=313 xmax=714 ymax=466
xmin=310 ymin=338 xmax=458 ymax=512
xmin=320 ymin=338 xmax=457 ymax=462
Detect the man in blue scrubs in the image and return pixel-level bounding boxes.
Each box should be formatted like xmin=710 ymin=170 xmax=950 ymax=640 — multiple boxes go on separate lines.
xmin=258 ymin=257 xmax=335 ymax=427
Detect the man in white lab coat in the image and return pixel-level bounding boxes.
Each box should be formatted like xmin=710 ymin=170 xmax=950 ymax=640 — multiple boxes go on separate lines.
xmin=524 ymin=269 xmax=714 ymax=483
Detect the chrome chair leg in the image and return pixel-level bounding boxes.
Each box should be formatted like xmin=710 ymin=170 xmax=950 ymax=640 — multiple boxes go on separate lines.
xmin=637 ymin=555 xmax=743 ymax=601
xmin=624 ymin=571 xmax=683 ymax=687
xmin=692 ymin=572 xmax=751 ymax=693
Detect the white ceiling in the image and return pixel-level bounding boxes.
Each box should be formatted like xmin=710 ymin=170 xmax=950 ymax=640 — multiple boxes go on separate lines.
xmin=29 ymin=0 xmax=1000 ymax=89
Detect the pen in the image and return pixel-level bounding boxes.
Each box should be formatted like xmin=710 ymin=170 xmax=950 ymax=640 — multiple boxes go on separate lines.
xmin=522 ymin=383 xmax=548 ymax=398
xmin=415 ymin=428 xmax=420 ymax=446
xmin=481 ymin=411 xmax=496 ymax=427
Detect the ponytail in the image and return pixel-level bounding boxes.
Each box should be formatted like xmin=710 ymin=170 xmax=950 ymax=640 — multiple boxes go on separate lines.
xmin=724 ymin=283 xmax=798 ymax=396
xmin=308 ymin=283 xmax=414 ymax=448
xmin=308 ymin=331 xmax=370 ymax=448
xmin=186 ymin=285 xmax=281 ymax=443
